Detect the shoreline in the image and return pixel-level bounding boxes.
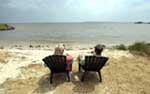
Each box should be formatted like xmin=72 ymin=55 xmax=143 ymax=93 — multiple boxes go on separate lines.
xmin=0 ymin=40 xmax=144 ymax=50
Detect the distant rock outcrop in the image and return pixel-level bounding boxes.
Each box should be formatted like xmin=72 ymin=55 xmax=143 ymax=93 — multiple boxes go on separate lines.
xmin=134 ymin=21 xmax=150 ymax=24
xmin=0 ymin=24 xmax=15 ymax=31
xmin=134 ymin=21 xmax=144 ymax=24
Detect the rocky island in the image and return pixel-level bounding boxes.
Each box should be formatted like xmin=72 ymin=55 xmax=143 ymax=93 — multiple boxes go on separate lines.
xmin=134 ymin=21 xmax=150 ymax=24
xmin=134 ymin=21 xmax=144 ymax=24
xmin=0 ymin=24 xmax=15 ymax=31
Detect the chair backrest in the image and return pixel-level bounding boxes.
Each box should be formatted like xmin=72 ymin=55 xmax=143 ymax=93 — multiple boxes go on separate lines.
xmin=84 ymin=56 xmax=108 ymax=71
xmin=43 ymin=55 xmax=67 ymax=73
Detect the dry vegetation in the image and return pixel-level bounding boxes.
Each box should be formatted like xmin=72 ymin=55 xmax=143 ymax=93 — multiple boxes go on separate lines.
xmin=114 ymin=42 xmax=150 ymax=56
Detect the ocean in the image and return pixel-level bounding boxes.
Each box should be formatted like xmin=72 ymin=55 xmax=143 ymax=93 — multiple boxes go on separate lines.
xmin=0 ymin=22 xmax=150 ymax=46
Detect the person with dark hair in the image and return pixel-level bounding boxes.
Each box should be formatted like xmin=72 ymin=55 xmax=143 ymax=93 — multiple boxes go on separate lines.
xmin=94 ymin=44 xmax=104 ymax=56
xmin=77 ymin=44 xmax=105 ymax=66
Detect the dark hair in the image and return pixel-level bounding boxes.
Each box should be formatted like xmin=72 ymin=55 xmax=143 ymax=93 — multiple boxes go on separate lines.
xmin=94 ymin=44 xmax=104 ymax=55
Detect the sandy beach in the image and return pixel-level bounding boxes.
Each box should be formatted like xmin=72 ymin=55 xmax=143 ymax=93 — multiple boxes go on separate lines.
xmin=0 ymin=44 xmax=150 ymax=94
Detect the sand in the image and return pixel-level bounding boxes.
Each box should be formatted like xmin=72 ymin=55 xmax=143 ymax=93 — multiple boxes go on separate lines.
xmin=0 ymin=46 xmax=150 ymax=94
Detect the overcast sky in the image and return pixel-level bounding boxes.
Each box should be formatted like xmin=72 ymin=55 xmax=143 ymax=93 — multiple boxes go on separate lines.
xmin=0 ymin=0 xmax=150 ymax=23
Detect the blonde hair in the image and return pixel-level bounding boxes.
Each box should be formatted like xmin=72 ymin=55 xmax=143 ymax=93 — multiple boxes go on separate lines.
xmin=54 ymin=44 xmax=65 ymax=55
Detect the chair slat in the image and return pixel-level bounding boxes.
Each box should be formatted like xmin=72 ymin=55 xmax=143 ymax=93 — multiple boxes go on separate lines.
xmin=80 ymin=55 xmax=109 ymax=82
xmin=84 ymin=56 xmax=108 ymax=71
xmin=42 ymin=55 xmax=70 ymax=83
xmin=43 ymin=55 xmax=67 ymax=73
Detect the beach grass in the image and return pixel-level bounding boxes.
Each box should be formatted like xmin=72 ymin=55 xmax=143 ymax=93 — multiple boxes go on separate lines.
xmin=128 ymin=42 xmax=150 ymax=56
xmin=113 ymin=44 xmax=127 ymax=50
xmin=113 ymin=42 xmax=150 ymax=56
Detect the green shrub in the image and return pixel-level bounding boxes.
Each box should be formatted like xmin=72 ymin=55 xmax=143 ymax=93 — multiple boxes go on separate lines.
xmin=128 ymin=42 xmax=150 ymax=56
xmin=114 ymin=44 xmax=127 ymax=50
xmin=0 ymin=24 xmax=9 ymax=30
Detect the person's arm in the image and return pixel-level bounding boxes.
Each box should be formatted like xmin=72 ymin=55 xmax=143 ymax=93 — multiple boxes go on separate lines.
xmin=66 ymin=54 xmax=73 ymax=63
xmin=78 ymin=54 xmax=84 ymax=61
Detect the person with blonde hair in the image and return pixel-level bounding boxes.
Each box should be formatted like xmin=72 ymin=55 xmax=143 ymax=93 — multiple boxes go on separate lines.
xmin=54 ymin=44 xmax=65 ymax=55
xmin=53 ymin=44 xmax=73 ymax=71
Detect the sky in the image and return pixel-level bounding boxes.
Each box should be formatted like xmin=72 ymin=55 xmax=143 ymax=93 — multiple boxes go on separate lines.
xmin=0 ymin=0 xmax=150 ymax=23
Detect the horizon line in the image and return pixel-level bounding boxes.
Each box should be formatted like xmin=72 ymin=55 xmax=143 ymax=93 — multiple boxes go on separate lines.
xmin=1 ymin=21 xmax=148 ymax=24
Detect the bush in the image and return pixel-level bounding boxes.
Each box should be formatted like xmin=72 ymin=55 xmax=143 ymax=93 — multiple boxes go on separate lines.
xmin=114 ymin=44 xmax=127 ymax=50
xmin=128 ymin=42 xmax=150 ymax=56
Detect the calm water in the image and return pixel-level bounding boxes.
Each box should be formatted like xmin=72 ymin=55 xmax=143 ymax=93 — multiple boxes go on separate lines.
xmin=0 ymin=23 xmax=150 ymax=45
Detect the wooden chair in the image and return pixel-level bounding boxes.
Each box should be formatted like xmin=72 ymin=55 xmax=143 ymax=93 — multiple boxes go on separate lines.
xmin=43 ymin=55 xmax=70 ymax=84
xmin=79 ymin=56 xmax=108 ymax=82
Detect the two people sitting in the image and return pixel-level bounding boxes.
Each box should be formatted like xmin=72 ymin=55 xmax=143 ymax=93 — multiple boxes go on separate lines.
xmin=45 ymin=44 xmax=104 ymax=70
xmin=43 ymin=44 xmax=107 ymax=83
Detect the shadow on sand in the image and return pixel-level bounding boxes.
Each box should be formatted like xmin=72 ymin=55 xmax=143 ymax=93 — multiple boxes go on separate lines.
xmin=71 ymin=72 xmax=100 ymax=94
xmin=33 ymin=71 xmax=101 ymax=94
xmin=33 ymin=73 xmax=68 ymax=94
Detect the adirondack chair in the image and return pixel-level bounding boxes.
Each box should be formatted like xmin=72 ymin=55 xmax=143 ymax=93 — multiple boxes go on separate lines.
xmin=43 ymin=55 xmax=70 ymax=84
xmin=79 ymin=56 xmax=108 ymax=82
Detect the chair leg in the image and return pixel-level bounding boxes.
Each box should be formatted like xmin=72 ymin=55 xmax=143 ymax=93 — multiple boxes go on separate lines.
xmin=50 ymin=72 xmax=53 ymax=84
xmin=81 ymin=71 xmax=86 ymax=82
xmin=98 ymin=71 xmax=102 ymax=82
xmin=66 ymin=72 xmax=70 ymax=82
xmin=78 ymin=64 xmax=81 ymax=72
